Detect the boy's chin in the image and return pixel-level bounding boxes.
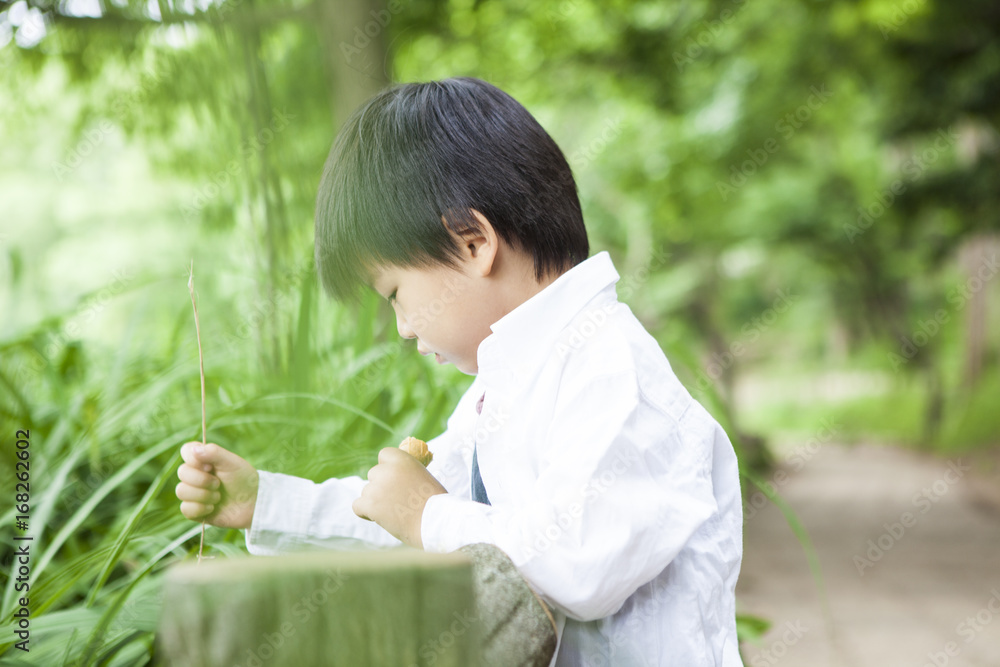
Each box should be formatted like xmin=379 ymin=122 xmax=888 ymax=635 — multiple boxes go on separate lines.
xmin=453 ymin=359 xmax=478 ymax=375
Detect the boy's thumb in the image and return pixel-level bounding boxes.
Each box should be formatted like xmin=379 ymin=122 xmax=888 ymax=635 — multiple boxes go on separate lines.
xmin=182 ymin=441 xmax=227 ymax=468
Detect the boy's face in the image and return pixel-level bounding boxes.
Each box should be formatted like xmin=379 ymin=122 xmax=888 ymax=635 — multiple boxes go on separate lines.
xmin=371 ymin=260 xmax=494 ymax=375
xmin=369 ymin=211 xmax=554 ymax=375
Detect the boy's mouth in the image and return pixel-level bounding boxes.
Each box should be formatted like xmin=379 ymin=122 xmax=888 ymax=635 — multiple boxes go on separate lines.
xmin=418 ymin=343 xmax=447 ymax=365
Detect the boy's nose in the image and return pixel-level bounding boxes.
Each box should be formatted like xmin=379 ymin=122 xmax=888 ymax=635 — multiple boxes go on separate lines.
xmin=396 ymin=314 xmax=416 ymax=340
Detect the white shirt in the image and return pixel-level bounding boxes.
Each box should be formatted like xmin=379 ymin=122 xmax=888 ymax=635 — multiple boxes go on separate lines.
xmin=246 ymin=251 xmax=745 ymax=666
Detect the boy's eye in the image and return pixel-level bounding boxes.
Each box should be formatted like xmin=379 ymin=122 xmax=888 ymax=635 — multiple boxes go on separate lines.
xmin=387 ymin=290 xmax=397 ymax=304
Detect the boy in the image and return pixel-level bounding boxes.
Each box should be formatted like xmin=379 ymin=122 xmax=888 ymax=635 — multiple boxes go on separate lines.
xmin=176 ymin=77 xmax=745 ymax=666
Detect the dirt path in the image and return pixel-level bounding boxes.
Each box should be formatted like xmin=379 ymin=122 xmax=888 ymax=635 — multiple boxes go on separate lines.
xmin=736 ymin=443 xmax=1000 ymax=667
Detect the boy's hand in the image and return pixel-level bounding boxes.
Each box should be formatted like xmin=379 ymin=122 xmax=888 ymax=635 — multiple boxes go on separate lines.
xmin=176 ymin=442 xmax=259 ymax=530
xmin=352 ymin=447 xmax=447 ymax=549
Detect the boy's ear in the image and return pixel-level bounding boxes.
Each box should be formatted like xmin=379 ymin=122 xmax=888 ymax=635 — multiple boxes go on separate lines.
xmin=447 ymin=209 xmax=499 ymax=277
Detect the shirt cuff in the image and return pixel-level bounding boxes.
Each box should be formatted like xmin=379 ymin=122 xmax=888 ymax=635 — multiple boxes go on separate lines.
xmin=420 ymin=492 xmax=494 ymax=553
xmin=244 ymin=470 xmax=314 ymax=556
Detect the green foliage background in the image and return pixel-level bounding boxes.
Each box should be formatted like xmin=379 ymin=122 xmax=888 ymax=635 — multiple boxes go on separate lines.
xmin=0 ymin=0 xmax=998 ymax=663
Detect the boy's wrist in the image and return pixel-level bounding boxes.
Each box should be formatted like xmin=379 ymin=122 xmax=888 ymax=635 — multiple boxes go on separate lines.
xmin=240 ymin=469 xmax=260 ymax=529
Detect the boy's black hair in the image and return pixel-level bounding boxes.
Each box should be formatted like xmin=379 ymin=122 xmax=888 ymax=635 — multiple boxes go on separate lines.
xmin=314 ymin=77 xmax=589 ymax=302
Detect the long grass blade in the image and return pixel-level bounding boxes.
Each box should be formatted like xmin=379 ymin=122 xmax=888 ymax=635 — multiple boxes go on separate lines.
xmin=250 ymin=392 xmax=395 ymax=433
xmin=0 ymin=422 xmax=84 ymax=619
xmin=84 ymin=452 xmax=181 ymax=606
xmin=31 ymin=432 xmax=189 ymax=587
xmin=76 ymin=525 xmax=202 ymax=666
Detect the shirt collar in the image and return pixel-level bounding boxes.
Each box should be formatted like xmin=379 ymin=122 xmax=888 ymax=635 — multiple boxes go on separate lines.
xmin=476 ymin=251 xmax=620 ymax=380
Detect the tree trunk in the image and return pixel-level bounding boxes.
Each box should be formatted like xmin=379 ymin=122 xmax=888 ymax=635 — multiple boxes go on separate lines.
xmin=314 ymin=0 xmax=392 ymax=130
xmin=922 ymin=362 xmax=944 ymax=447
xmin=958 ymin=234 xmax=998 ymax=391
xmin=157 ymin=548 xmax=479 ymax=666
xmin=157 ymin=544 xmax=558 ymax=666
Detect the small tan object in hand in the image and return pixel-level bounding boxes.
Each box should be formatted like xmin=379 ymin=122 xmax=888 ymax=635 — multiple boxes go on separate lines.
xmin=399 ymin=436 xmax=433 ymax=466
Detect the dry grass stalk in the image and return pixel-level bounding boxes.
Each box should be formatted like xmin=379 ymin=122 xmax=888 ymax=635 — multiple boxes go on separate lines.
xmin=188 ymin=261 xmax=212 ymax=564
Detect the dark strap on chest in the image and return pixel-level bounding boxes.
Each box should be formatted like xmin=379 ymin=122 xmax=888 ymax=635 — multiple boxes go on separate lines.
xmin=471 ymin=392 xmax=491 ymax=505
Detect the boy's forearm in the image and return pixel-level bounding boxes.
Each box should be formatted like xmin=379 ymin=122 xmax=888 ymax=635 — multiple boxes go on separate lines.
xmin=245 ymin=470 xmax=402 ymax=555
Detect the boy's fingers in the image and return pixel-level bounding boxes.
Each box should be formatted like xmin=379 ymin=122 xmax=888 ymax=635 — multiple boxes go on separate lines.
xmin=175 ymin=482 xmax=221 ymax=505
xmin=377 ymin=446 xmax=407 ymax=465
xmin=352 ymin=494 xmax=372 ymax=522
xmin=177 ymin=463 xmax=220 ymax=490
xmin=180 ymin=441 xmax=228 ymax=472
xmin=180 ymin=500 xmax=215 ymax=520
xmin=180 ymin=442 xmax=209 ymax=468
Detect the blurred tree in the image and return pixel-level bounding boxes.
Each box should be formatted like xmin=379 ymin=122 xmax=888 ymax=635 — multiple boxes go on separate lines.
xmin=2 ymin=0 xmax=392 ymax=386
xmin=2 ymin=0 xmax=997 ymax=440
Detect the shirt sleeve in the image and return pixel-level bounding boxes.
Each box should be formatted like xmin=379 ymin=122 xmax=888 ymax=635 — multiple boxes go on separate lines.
xmin=244 ymin=471 xmax=402 ymax=554
xmin=244 ymin=377 xmax=484 ymax=555
xmin=419 ymin=369 xmax=718 ymax=622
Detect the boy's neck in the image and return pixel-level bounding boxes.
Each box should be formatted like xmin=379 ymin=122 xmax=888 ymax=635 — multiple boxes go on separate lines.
xmin=488 ymin=251 xmax=562 ymax=324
